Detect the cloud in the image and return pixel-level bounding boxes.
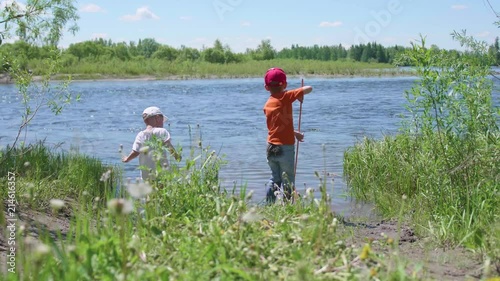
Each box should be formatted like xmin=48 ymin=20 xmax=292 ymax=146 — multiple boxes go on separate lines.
xmin=241 ymin=21 xmax=251 ymax=27
xmin=451 ymin=5 xmax=467 ymax=10
xmin=80 ymin=3 xmax=105 ymax=13
xmin=179 ymin=16 xmax=192 ymax=21
xmin=319 ymin=21 xmax=343 ymax=28
xmin=476 ymin=31 xmax=490 ymax=37
xmin=121 ymin=6 xmax=160 ymax=21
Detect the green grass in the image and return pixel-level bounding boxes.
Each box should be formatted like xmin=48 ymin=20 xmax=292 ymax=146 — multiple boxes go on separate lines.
xmin=27 ymin=58 xmax=405 ymax=80
xmin=343 ymin=35 xmax=500 ymax=264
xmin=0 ymin=142 xmax=118 ymax=211
xmin=344 ymin=133 xmax=499 ymax=245
xmin=0 ymin=141 xmax=426 ymax=281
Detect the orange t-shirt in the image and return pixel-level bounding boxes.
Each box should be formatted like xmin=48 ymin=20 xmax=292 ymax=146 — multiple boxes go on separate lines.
xmin=263 ymin=88 xmax=304 ymax=145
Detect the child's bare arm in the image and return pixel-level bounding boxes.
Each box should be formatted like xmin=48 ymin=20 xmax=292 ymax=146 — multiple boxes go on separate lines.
xmin=122 ymin=150 xmax=139 ymax=162
xmin=298 ymin=86 xmax=313 ymax=102
xmin=302 ymin=86 xmax=313 ymax=95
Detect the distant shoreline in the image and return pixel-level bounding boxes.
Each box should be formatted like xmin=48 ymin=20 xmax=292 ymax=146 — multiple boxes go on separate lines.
xmin=0 ymin=71 xmax=419 ymax=85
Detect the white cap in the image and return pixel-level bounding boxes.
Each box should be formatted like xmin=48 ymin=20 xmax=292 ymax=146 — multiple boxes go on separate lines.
xmin=142 ymin=106 xmax=168 ymax=123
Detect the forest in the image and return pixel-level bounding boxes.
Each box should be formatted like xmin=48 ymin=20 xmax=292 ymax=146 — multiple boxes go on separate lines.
xmin=2 ymin=37 xmax=499 ymax=74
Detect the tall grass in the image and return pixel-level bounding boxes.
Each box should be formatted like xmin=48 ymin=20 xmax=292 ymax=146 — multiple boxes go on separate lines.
xmin=0 ymin=138 xmax=433 ymax=280
xmin=343 ymin=34 xmax=500 ymax=257
xmin=0 ymin=141 xmax=118 ymax=210
xmin=27 ymin=58 xmax=403 ymax=80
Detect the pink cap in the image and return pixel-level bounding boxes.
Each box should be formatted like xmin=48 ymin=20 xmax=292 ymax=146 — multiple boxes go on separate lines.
xmin=264 ymin=67 xmax=287 ymax=87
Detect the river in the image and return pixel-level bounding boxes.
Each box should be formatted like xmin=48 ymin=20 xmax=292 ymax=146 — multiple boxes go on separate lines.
xmin=1 ymin=76 xmax=498 ymax=216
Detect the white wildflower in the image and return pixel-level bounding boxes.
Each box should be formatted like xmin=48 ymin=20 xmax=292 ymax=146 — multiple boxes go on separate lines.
xmin=306 ymin=188 xmax=314 ymax=198
xmin=245 ymin=190 xmax=255 ymax=200
xmin=49 ymin=199 xmax=65 ymax=211
xmin=241 ymin=207 xmax=262 ymax=223
xmin=67 ymin=245 xmax=77 ymax=253
xmin=34 ymin=243 xmax=51 ymax=256
xmin=100 ymin=169 xmax=112 ymax=182
xmin=107 ymin=198 xmax=134 ymax=215
xmin=128 ymin=234 xmax=140 ymax=249
xmin=127 ymin=181 xmax=153 ymax=199
xmin=139 ymin=251 xmax=147 ymax=262
xmin=300 ymin=214 xmax=310 ymax=221
xmin=314 ymin=198 xmax=320 ymax=207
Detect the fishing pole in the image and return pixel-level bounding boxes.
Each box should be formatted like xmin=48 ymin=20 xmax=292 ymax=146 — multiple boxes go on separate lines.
xmin=294 ymin=78 xmax=304 ymax=183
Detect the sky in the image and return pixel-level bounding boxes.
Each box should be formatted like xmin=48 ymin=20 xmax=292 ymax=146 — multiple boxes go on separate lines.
xmin=20 ymin=0 xmax=500 ymax=52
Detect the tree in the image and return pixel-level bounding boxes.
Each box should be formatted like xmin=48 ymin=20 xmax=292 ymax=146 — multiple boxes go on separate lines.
xmin=0 ymin=0 xmax=80 ymax=150
xmin=202 ymin=39 xmax=237 ymax=64
xmin=0 ymin=0 xmax=78 ymax=46
xmin=203 ymin=47 xmax=225 ymax=63
xmin=488 ymin=36 xmax=500 ymax=65
xmin=376 ymin=45 xmax=387 ymax=63
xmin=177 ymin=45 xmax=200 ymax=61
xmin=137 ymin=38 xmax=160 ymax=58
xmin=114 ymin=42 xmax=131 ymax=61
xmin=250 ymin=39 xmax=276 ymax=60
xmin=152 ymin=45 xmax=178 ymax=61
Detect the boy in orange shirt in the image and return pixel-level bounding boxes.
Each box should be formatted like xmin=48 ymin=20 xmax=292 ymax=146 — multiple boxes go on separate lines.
xmin=263 ymin=68 xmax=313 ymax=203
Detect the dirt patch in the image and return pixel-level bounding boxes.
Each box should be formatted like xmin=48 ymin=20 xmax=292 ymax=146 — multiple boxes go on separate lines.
xmin=0 ymin=73 xmax=12 ymax=84
xmin=0 ymin=204 xmax=72 ymax=274
xmin=343 ymin=219 xmax=486 ymax=280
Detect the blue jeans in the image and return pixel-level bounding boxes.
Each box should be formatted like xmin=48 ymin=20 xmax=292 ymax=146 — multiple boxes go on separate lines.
xmin=266 ymin=144 xmax=295 ymax=203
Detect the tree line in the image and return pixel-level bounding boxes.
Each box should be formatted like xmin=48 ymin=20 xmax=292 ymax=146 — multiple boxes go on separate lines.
xmin=1 ymin=37 xmax=500 ymax=73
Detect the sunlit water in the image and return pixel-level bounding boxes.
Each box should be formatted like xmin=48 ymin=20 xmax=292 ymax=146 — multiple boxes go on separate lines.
xmin=1 ymin=76 xmax=498 ymax=217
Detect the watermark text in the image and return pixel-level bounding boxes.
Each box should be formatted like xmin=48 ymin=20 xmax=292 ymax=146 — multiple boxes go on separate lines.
xmin=353 ymin=0 xmax=412 ymax=44
xmin=213 ymin=0 xmax=243 ymax=21
xmin=6 ymin=171 xmax=17 ymax=274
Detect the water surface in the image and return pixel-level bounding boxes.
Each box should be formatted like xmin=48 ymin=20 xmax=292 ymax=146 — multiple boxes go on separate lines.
xmin=2 ymin=76 xmax=497 ymax=216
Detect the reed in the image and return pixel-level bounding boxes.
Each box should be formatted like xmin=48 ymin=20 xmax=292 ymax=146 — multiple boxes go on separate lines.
xmin=343 ymin=35 xmax=500 ymax=258
xmin=0 ymin=141 xmax=118 ymax=211
xmin=27 ymin=58 xmax=404 ymax=80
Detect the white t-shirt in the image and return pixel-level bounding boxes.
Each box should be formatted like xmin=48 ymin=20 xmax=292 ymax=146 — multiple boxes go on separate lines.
xmin=132 ymin=127 xmax=171 ymax=181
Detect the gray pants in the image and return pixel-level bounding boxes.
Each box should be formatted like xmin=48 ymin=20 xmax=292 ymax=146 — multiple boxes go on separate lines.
xmin=266 ymin=144 xmax=295 ymax=203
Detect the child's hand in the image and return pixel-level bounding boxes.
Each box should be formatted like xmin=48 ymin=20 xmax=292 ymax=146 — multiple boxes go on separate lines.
xmin=175 ymin=153 xmax=182 ymax=162
xmin=294 ymin=131 xmax=304 ymax=142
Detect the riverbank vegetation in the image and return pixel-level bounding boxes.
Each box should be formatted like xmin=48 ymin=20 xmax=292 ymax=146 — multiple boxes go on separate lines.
xmin=2 ymin=29 xmax=500 ymax=80
xmin=1 ymin=38 xmax=404 ymax=78
xmin=2 ymin=1 xmax=500 ymax=279
xmin=2 ymin=36 xmax=499 ymax=79
xmin=344 ymin=33 xmax=500 ymax=266
xmin=1 ymin=140 xmax=433 ymax=280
